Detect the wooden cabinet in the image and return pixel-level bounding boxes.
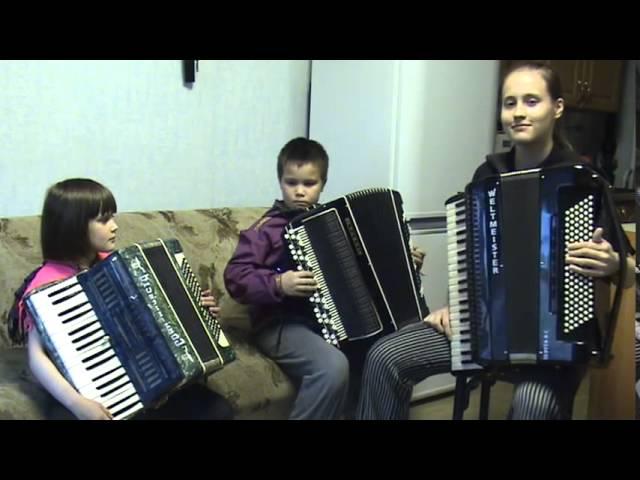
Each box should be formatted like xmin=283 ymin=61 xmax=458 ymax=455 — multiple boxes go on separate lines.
xmin=581 ymin=60 xmax=625 ymax=112
xmin=587 ymin=228 xmax=636 ymax=419
xmin=501 ymin=60 xmax=624 ymax=113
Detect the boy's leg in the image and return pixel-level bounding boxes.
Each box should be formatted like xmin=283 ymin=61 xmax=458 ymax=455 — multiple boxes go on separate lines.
xmin=355 ymin=321 xmax=451 ymax=420
xmin=255 ymin=322 xmax=349 ymax=420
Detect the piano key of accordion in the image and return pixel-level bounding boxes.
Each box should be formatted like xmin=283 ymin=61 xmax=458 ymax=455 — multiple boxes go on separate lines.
xmin=446 ymin=196 xmax=483 ymax=373
xmin=112 ymin=401 xmax=145 ymax=420
xmin=101 ymin=386 xmax=143 ymax=420
xmin=65 ymin=344 xmax=119 ymax=380
xmin=31 ymin=299 xmax=136 ymax=400
xmin=51 ymin=288 xmax=91 ymax=315
xmin=45 ymin=276 xmax=83 ymax=299
xmin=74 ymin=364 xmax=144 ymax=420
xmin=81 ymin=370 xmax=130 ymax=400
xmin=44 ymin=316 xmax=109 ymax=360
xmin=448 ymin=273 xmax=467 ymax=287
xmin=78 ymin=361 xmax=126 ymax=391
xmin=46 ymin=311 xmax=99 ymax=337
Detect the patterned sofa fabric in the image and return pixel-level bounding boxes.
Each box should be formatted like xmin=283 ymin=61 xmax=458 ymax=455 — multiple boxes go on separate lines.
xmin=0 ymin=208 xmax=295 ymax=419
xmin=0 ymin=348 xmax=48 ymax=420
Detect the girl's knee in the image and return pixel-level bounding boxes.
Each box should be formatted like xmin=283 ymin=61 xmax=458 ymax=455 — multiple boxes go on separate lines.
xmin=512 ymin=382 xmax=560 ymax=420
xmin=364 ymin=340 xmax=396 ymax=374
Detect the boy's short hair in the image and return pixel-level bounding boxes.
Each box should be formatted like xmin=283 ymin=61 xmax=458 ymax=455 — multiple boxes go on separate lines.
xmin=41 ymin=178 xmax=117 ymax=261
xmin=277 ymin=137 xmax=329 ymax=185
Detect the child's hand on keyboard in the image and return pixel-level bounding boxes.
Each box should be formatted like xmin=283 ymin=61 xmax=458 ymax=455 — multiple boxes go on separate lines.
xmin=411 ymin=246 xmax=426 ymax=272
xmin=278 ymin=270 xmax=317 ymax=297
xmin=70 ymin=396 xmax=113 ymax=420
xmin=201 ymin=289 xmax=221 ymax=318
xmin=424 ymin=306 xmax=452 ymax=340
xmin=566 ymin=227 xmax=619 ymax=278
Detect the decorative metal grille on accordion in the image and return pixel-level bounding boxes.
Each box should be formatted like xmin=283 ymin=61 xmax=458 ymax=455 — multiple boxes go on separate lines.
xmin=25 ymin=238 xmax=235 ymax=420
xmin=446 ymin=164 xmax=626 ymax=373
xmin=284 ymin=188 xmax=427 ymax=348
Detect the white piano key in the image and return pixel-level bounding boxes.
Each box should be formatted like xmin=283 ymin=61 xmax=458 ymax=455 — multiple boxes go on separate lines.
xmin=52 ymin=291 xmax=91 ymax=318
xmin=41 ymin=277 xmax=81 ymax=298
xmin=73 ymin=359 xmax=125 ymax=391
xmin=47 ymin=311 xmax=99 ymax=337
xmin=101 ymin=381 xmax=137 ymax=405
xmin=78 ymin=369 xmax=128 ymax=400
xmin=64 ymin=343 xmax=114 ymax=374
xmin=69 ymin=327 xmax=108 ymax=352
xmin=112 ymin=400 xmax=144 ymax=421
xmin=47 ymin=326 xmax=108 ymax=364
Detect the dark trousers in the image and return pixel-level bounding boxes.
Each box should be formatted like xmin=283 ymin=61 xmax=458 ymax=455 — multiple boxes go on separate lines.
xmin=254 ymin=319 xmax=350 ymax=420
xmin=46 ymin=383 xmax=234 ymax=420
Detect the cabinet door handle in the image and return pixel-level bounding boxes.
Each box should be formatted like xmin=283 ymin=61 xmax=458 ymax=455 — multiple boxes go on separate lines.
xmin=583 ymin=80 xmax=591 ymax=101
xmin=576 ymin=80 xmax=586 ymax=104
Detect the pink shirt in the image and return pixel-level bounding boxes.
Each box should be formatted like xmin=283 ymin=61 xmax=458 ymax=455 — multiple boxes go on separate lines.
xmin=19 ymin=252 xmax=110 ymax=333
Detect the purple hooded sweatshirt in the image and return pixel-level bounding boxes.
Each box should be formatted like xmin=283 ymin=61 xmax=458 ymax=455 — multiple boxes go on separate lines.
xmin=224 ymin=200 xmax=312 ymax=332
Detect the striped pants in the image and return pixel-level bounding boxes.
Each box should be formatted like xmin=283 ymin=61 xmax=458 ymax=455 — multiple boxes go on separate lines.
xmin=355 ymin=321 xmax=584 ymax=420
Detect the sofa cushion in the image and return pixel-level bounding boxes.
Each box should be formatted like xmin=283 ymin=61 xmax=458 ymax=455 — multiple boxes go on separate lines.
xmin=205 ymin=328 xmax=295 ymax=419
xmin=0 ymin=348 xmax=48 ymax=420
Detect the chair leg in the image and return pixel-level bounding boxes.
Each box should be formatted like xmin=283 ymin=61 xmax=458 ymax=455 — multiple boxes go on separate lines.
xmin=566 ymin=399 xmax=574 ymax=420
xmin=479 ymin=376 xmax=494 ymax=420
xmin=452 ymin=375 xmax=468 ymax=420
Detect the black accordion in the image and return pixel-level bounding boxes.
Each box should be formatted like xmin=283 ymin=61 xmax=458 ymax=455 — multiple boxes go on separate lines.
xmin=284 ymin=188 xmax=427 ymax=348
xmin=446 ymin=164 xmax=627 ymax=372
xmin=25 ymin=238 xmax=235 ymax=420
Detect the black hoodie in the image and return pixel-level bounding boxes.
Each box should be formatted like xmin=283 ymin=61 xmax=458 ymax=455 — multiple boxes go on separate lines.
xmin=473 ymin=145 xmax=597 ymax=182
xmin=472 ymin=146 xmax=633 ymax=256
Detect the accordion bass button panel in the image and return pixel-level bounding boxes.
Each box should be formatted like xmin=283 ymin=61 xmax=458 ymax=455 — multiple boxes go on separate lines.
xmin=175 ymin=255 xmax=230 ymax=349
xmin=562 ymin=195 xmax=596 ymax=335
xmin=286 ymin=226 xmax=343 ymax=345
